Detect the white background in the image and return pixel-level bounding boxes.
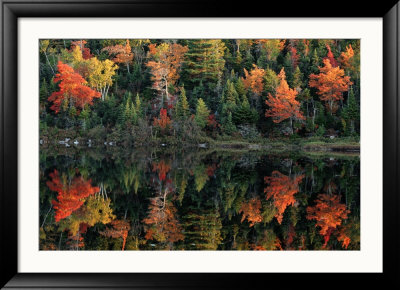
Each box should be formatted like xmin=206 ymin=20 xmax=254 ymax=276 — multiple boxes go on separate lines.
xmin=18 ymin=18 xmax=382 ymax=272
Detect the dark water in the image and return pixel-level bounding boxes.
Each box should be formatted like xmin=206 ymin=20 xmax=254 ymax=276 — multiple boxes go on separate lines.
xmin=39 ymin=148 xmax=360 ymax=250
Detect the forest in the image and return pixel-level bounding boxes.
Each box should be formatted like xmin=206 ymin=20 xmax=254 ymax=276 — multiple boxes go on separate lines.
xmin=39 ymin=39 xmax=360 ymax=148
xmin=39 ymin=39 xmax=360 ymax=251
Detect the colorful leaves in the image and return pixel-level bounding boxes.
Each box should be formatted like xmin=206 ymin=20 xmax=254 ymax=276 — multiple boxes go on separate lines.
xmin=264 ymin=171 xmax=304 ymax=224
xmin=242 ymin=64 xmax=265 ymax=96
xmin=47 ymin=169 xmax=99 ymax=222
xmin=239 ymin=197 xmax=263 ymax=227
xmin=102 ymin=39 xmax=133 ymax=65
xmin=100 ymin=219 xmax=131 ymax=251
xmin=265 ymin=68 xmax=305 ymax=124
xmin=306 ymin=194 xmax=350 ymax=247
xmin=309 ymin=58 xmax=352 ymax=114
xmin=48 ymin=61 xmax=101 ymax=114
xmin=153 ymin=108 xmax=172 ymax=132
xmin=143 ymin=198 xmax=184 ymax=244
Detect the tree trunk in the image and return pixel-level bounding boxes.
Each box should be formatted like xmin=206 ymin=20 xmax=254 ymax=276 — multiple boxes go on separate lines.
xmin=290 ymin=118 xmax=293 ymax=135
xmin=44 ymin=52 xmax=55 ymax=75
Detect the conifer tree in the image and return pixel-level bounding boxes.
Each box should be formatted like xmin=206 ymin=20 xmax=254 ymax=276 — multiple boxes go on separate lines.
xmin=195 ymin=98 xmax=210 ymax=129
xmin=135 ymin=93 xmax=142 ymax=117
xmin=342 ymin=88 xmax=359 ymax=134
xmin=175 ymin=87 xmax=190 ymax=120
xmin=223 ymin=112 xmax=236 ymax=135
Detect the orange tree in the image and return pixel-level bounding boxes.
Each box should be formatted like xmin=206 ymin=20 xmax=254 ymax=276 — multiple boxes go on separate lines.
xmin=265 ymin=68 xmax=305 ymax=134
xmin=309 ymin=58 xmax=352 ymax=115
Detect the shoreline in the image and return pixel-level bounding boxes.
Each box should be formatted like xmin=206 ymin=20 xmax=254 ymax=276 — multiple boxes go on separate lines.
xmin=40 ymin=135 xmax=360 ymax=155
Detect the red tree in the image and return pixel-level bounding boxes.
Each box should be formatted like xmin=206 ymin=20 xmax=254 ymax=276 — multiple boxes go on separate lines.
xmin=48 ymin=61 xmax=100 ymax=114
xmin=242 ymin=64 xmax=265 ymax=96
xmin=70 ymin=40 xmax=93 ymax=60
xmin=324 ymin=44 xmax=338 ymax=67
xmin=153 ymin=108 xmax=172 ymax=133
xmin=47 ymin=169 xmax=99 ymax=222
xmin=152 ymin=159 xmax=171 ymax=182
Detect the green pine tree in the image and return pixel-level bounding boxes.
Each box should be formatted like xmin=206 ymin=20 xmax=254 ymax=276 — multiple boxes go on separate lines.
xmin=292 ymin=66 xmax=303 ymax=89
xmin=195 ymin=98 xmax=210 ymax=129
xmin=223 ymin=112 xmax=236 ymax=135
xmin=135 ymin=93 xmax=142 ymax=117
xmin=342 ymin=88 xmax=359 ymax=134
xmin=176 ymin=87 xmax=190 ymax=120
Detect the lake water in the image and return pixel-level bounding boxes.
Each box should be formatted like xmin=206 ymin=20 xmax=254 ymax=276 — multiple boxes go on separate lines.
xmin=39 ymin=148 xmax=360 ymax=250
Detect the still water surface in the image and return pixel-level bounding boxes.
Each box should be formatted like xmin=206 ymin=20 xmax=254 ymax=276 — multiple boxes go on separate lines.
xmin=39 ymin=148 xmax=360 ymax=250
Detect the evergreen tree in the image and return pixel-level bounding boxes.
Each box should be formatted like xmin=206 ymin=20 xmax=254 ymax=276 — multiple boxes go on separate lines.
xmin=342 ymin=88 xmax=359 ymax=134
xmin=39 ymin=78 xmax=49 ymax=103
xmin=175 ymin=87 xmax=190 ymax=120
xmin=233 ymin=97 xmax=258 ymax=125
xmin=195 ymin=98 xmax=210 ymax=129
xmin=235 ymin=77 xmax=247 ymax=101
xmin=184 ymin=39 xmax=226 ymax=88
xmin=223 ymin=112 xmax=236 ymax=135
xmin=135 ymin=93 xmax=142 ymax=118
xmin=264 ymin=68 xmax=279 ymax=96
xmin=182 ymin=206 xmax=223 ymax=250
xmin=292 ymin=66 xmax=303 ymax=90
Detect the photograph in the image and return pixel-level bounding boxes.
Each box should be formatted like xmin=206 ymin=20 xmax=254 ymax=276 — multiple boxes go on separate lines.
xmin=39 ymin=38 xmax=360 ymax=251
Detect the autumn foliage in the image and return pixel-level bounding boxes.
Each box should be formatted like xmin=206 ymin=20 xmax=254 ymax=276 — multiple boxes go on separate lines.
xmin=324 ymin=44 xmax=338 ymax=67
xmin=100 ymin=219 xmax=131 ymax=251
xmin=309 ymin=59 xmax=352 ymax=114
xmin=102 ymin=40 xmax=133 ymax=67
xmin=48 ymin=61 xmax=101 ymax=114
xmin=264 ymin=171 xmax=304 ymax=224
xmin=306 ymin=194 xmax=350 ymax=247
xmin=239 ymin=197 xmax=262 ymax=227
xmin=146 ymin=43 xmax=188 ymax=105
xmin=143 ymin=198 xmax=184 ymax=243
xmin=265 ymin=68 xmax=305 ymax=125
xmin=47 ymin=169 xmax=99 ymax=222
xmin=153 ymin=108 xmax=172 ymax=132
xmin=70 ymin=40 xmax=93 ymax=60
xmin=152 ymin=159 xmax=171 ymax=182
xmin=242 ymin=64 xmax=265 ymax=96
xmin=339 ymin=44 xmax=355 ymax=70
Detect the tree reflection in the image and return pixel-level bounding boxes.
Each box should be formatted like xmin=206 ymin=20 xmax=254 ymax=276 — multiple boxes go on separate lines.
xmin=264 ymin=171 xmax=304 ymax=224
xmin=40 ymin=150 xmax=360 ymax=251
xmin=47 ymin=169 xmax=100 ymax=221
xmin=306 ymin=194 xmax=350 ymax=248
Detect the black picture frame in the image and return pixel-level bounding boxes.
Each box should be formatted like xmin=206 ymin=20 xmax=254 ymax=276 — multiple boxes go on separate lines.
xmin=1 ymin=0 xmax=399 ymax=288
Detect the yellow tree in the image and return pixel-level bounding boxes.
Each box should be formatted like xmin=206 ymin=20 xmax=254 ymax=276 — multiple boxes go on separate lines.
xmin=58 ymin=195 xmax=116 ymax=236
xmin=309 ymin=59 xmax=352 ymax=114
xmin=87 ymin=57 xmax=119 ymax=101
